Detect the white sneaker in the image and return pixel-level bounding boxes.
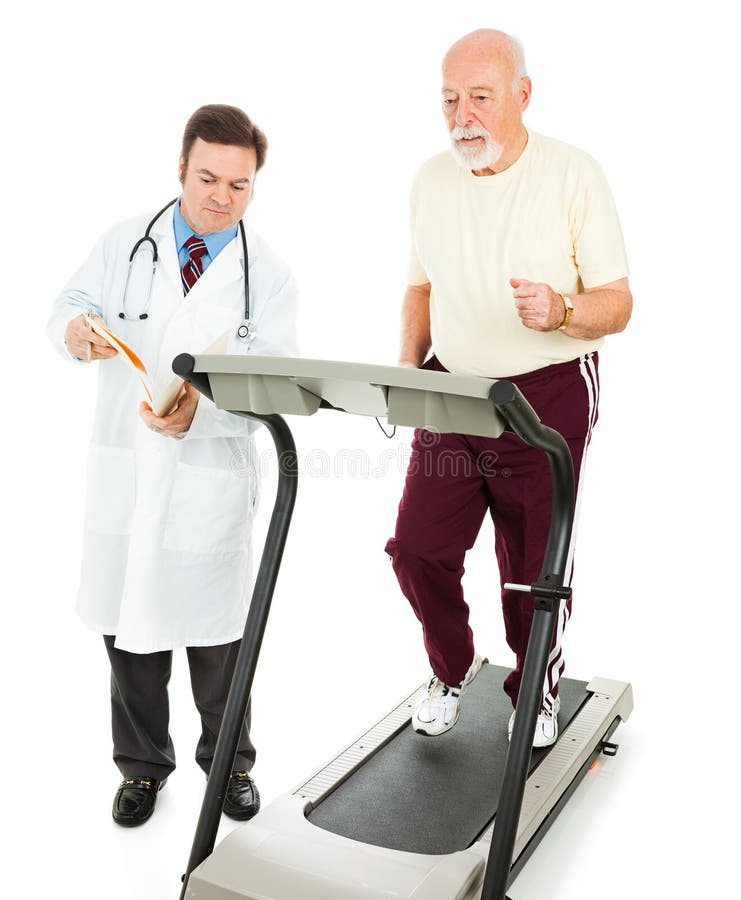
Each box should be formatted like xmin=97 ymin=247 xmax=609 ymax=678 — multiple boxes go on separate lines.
xmin=507 ymin=696 xmax=561 ymax=748
xmin=412 ymin=653 xmax=485 ymax=736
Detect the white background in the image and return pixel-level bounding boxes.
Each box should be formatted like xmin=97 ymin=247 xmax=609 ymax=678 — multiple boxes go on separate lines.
xmin=2 ymin=1 xmax=738 ymax=897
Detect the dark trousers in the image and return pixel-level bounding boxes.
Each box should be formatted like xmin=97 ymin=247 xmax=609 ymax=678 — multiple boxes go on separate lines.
xmin=385 ymin=353 xmax=599 ymax=709
xmin=104 ymin=635 xmax=256 ymax=781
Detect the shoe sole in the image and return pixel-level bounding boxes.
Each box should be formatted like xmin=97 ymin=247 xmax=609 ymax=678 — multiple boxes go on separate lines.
xmin=412 ymin=706 xmax=460 ymax=737
xmin=113 ymin=814 xmax=155 ymax=827
xmin=507 ymin=726 xmax=560 ymax=749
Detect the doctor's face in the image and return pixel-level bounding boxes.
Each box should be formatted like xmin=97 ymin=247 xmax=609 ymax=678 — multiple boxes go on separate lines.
xmin=178 ymin=138 xmax=257 ymax=235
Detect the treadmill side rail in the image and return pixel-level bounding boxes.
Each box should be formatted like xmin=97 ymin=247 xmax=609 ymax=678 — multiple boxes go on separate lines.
xmin=478 ymin=677 xmax=633 ymax=864
xmin=294 ymin=683 xmax=428 ymax=804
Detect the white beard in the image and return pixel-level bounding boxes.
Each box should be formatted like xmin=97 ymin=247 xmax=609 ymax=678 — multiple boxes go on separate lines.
xmin=450 ymin=125 xmax=503 ymax=171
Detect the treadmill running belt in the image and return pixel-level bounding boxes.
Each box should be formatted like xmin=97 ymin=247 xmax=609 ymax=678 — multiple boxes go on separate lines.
xmin=306 ymin=663 xmax=588 ymax=854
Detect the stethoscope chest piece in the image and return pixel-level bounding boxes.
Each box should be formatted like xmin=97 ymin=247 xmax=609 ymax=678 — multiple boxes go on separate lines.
xmin=237 ymin=319 xmax=257 ymax=342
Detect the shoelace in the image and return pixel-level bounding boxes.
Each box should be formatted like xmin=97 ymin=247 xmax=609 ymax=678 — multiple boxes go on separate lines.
xmin=426 ymin=676 xmax=461 ymax=701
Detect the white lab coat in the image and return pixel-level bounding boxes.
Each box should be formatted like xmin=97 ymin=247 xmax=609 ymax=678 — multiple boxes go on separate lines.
xmin=47 ymin=204 xmax=298 ymax=653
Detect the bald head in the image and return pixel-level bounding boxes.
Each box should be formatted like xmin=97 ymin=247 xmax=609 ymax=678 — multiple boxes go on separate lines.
xmin=443 ymin=29 xmax=527 ymax=90
xmin=441 ymin=29 xmax=531 ymax=175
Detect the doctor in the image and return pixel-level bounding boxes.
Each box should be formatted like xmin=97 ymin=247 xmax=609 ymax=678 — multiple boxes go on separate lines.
xmin=47 ymin=105 xmax=298 ymax=827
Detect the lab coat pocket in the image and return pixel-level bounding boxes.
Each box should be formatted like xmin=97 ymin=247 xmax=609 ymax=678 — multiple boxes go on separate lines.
xmin=163 ymin=462 xmax=253 ymax=555
xmin=84 ymin=444 xmax=136 ymax=534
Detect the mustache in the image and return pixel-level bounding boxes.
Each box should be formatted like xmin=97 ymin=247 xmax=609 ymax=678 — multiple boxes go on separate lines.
xmin=451 ymin=125 xmax=491 ymax=141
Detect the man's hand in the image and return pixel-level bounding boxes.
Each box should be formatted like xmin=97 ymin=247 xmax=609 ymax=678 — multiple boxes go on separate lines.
xmin=510 ymin=278 xmax=565 ymax=332
xmin=139 ymin=382 xmax=200 ymax=438
xmin=64 ymin=313 xmax=118 ymax=361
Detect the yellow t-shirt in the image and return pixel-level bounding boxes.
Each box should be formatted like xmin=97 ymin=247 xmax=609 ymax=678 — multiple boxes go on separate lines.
xmin=408 ymin=131 xmax=629 ymax=377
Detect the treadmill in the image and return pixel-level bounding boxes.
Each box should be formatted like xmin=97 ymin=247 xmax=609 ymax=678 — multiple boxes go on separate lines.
xmin=172 ymin=353 xmax=633 ymax=900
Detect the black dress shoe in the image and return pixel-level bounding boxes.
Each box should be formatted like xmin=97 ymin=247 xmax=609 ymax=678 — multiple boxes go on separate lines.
xmin=223 ymin=771 xmax=260 ymax=821
xmin=112 ymin=776 xmax=166 ymax=827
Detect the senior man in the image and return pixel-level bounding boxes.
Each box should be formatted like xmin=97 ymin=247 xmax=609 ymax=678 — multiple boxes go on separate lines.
xmin=48 ymin=105 xmax=298 ymax=825
xmin=385 ymin=30 xmax=631 ymax=746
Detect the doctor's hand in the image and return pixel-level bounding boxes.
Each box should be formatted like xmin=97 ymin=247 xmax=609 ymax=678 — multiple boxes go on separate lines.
xmin=139 ymin=383 xmax=200 ymax=438
xmin=510 ymin=278 xmax=565 ymax=332
xmin=64 ymin=314 xmax=118 ymax=362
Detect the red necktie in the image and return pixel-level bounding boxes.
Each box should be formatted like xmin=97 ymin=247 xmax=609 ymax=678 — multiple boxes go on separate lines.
xmin=181 ymin=235 xmax=208 ymax=294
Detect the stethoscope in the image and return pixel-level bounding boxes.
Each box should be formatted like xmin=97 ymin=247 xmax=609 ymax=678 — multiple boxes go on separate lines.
xmin=119 ymin=197 xmax=256 ymax=342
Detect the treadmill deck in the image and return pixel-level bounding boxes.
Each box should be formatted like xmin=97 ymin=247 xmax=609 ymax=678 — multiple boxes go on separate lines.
xmin=306 ymin=664 xmax=585 ymax=854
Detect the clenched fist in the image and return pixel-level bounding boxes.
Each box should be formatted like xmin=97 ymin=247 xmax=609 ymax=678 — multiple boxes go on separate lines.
xmin=510 ymin=278 xmax=566 ymax=332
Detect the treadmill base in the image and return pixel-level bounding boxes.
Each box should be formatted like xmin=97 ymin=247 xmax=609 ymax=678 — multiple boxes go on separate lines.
xmin=184 ymin=673 xmax=632 ymax=900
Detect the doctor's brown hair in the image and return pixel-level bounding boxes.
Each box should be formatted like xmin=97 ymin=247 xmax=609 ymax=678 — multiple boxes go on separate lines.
xmin=180 ymin=104 xmax=268 ymax=172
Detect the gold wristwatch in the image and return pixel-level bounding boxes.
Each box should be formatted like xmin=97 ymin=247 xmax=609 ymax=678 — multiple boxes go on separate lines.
xmin=558 ymin=293 xmax=574 ymax=331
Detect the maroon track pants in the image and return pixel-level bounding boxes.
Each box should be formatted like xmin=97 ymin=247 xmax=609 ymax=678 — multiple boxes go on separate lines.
xmin=385 ymin=353 xmax=599 ymax=709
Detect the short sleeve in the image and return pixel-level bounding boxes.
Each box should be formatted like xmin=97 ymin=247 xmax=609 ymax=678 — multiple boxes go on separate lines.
xmin=571 ymin=161 xmax=630 ymax=289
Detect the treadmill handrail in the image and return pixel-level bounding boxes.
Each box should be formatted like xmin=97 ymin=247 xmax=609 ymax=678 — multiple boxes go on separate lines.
xmin=173 ymin=353 xmax=507 ymax=439
xmin=489 ymin=380 xmax=574 ymax=577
